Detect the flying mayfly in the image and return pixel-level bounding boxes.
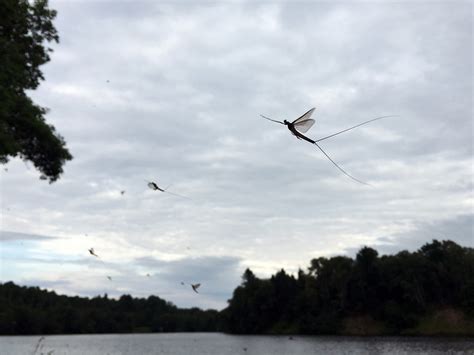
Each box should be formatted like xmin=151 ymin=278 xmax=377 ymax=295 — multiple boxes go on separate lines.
xmin=145 ymin=180 xmax=190 ymax=199
xmin=191 ymin=283 xmax=201 ymax=293
xmin=88 ymin=248 xmax=99 ymax=257
xmin=180 ymin=281 xmax=201 ymax=293
xmin=261 ymin=108 xmax=395 ymax=185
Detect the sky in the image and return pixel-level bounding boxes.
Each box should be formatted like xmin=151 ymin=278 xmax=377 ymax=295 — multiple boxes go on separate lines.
xmin=0 ymin=1 xmax=472 ymax=310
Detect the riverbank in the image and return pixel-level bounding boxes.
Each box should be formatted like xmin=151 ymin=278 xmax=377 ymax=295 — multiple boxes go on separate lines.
xmin=341 ymin=308 xmax=474 ymax=336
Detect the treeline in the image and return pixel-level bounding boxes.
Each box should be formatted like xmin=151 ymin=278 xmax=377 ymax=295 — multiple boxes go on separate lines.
xmin=0 ymin=283 xmax=221 ymax=334
xmin=1 ymin=240 xmax=473 ymax=335
xmin=222 ymin=240 xmax=474 ymax=335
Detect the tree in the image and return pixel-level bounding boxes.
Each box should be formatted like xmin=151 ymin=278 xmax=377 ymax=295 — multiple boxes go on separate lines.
xmin=0 ymin=0 xmax=72 ymax=182
xmin=0 ymin=282 xmax=222 ymax=334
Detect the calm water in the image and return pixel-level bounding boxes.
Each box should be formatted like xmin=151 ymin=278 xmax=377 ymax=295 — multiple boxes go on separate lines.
xmin=1 ymin=333 xmax=473 ymax=355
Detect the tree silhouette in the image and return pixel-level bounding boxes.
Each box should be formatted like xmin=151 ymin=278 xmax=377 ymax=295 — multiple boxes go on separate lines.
xmin=1 ymin=240 xmax=472 ymax=335
xmin=0 ymin=282 xmax=221 ymax=334
xmin=0 ymin=0 xmax=72 ymax=182
xmin=223 ymin=240 xmax=474 ymax=335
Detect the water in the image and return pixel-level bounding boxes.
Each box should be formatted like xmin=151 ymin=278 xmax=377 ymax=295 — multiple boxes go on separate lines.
xmin=1 ymin=333 xmax=473 ymax=355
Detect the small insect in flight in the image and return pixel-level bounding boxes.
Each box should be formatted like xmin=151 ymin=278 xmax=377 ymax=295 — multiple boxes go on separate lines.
xmin=191 ymin=283 xmax=201 ymax=293
xmin=88 ymin=248 xmax=99 ymax=257
xmin=107 ymin=276 xmax=112 ymax=281
xmin=261 ymin=108 xmax=395 ymax=185
xmin=32 ymin=336 xmax=45 ymax=355
xmin=145 ymin=180 xmax=189 ymax=199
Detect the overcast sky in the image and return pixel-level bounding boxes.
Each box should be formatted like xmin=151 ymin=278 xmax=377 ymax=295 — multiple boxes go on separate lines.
xmin=0 ymin=1 xmax=472 ymax=310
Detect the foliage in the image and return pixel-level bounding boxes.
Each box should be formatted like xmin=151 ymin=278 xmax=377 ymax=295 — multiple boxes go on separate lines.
xmin=0 ymin=283 xmax=221 ymax=335
xmin=0 ymin=0 xmax=72 ymax=182
xmin=1 ymin=240 xmax=472 ymax=335
xmin=223 ymin=240 xmax=474 ymax=335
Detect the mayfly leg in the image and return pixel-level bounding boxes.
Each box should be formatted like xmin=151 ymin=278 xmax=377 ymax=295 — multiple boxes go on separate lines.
xmin=260 ymin=114 xmax=284 ymax=125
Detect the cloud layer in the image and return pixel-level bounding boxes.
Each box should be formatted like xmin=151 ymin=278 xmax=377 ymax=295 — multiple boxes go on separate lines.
xmin=1 ymin=1 xmax=472 ymax=309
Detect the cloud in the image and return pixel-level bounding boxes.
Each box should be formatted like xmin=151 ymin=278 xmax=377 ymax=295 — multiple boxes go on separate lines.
xmin=341 ymin=214 xmax=474 ymax=257
xmin=1 ymin=1 xmax=471 ymax=308
xmin=9 ymin=254 xmax=242 ymax=310
xmin=0 ymin=231 xmax=57 ymax=242
xmin=376 ymin=214 xmax=474 ymax=255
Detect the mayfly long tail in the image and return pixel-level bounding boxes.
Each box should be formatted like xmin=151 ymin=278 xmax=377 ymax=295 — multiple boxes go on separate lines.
xmin=315 ymin=115 xmax=397 ymax=143
xmin=165 ymin=190 xmax=191 ymax=200
xmin=314 ymin=142 xmax=371 ymax=186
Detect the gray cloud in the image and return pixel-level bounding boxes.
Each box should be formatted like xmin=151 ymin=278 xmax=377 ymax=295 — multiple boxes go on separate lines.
xmin=1 ymin=1 xmax=471 ymax=308
xmin=0 ymin=231 xmax=58 ymax=242
xmin=376 ymin=214 xmax=474 ymax=255
xmin=12 ymin=254 xmax=242 ymax=309
xmin=341 ymin=214 xmax=474 ymax=258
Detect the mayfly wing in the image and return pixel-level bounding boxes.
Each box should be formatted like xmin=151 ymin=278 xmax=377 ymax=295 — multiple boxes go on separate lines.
xmin=145 ymin=180 xmax=154 ymax=188
xmin=293 ymin=118 xmax=315 ymax=133
xmin=292 ymin=107 xmax=316 ymax=124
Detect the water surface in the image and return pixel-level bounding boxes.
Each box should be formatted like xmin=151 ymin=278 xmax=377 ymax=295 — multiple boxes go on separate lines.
xmin=1 ymin=333 xmax=473 ymax=355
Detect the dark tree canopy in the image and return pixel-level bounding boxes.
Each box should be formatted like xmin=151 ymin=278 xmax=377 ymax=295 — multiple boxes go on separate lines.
xmin=0 ymin=0 xmax=72 ymax=182
xmin=0 ymin=283 xmax=221 ymax=335
xmin=223 ymin=240 xmax=474 ymax=335
xmin=0 ymin=240 xmax=473 ymax=335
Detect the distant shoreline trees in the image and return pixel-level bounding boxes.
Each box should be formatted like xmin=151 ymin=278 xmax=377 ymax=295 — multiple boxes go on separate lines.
xmin=0 ymin=284 xmax=221 ymax=334
xmin=1 ymin=240 xmax=473 ymax=335
xmin=222 ymin=240 xmax=474 ymax=335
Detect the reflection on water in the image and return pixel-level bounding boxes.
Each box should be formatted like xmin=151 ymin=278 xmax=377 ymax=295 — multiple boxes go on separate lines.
xmin=1 ymin=333 xmax=473 ymax=355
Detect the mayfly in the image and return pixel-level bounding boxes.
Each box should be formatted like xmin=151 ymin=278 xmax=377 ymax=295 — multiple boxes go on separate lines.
xmin=261 ymin=108 xmax=395 ymax=185
xmin=145 ymin=180 xmax=190 ymax=199
xmin=32 ymin=336 xmax=45 ymax=355
xmin=180 ymin=281 xmax=201 ymax=293
xmin=191 ymin=283 xmax=201 ymax=293
xmin=88 ymin=248 xmax=99 ymax=257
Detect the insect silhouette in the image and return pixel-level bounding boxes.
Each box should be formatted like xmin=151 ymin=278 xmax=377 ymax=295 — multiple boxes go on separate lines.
xmin=261 ymin=108 xmax=395 ymax=185
xmin=191 ymin=283 xmax=201 ymax=293
xmin=88 ymin=248 xmax=99 ymax=257
xmin=32 ymin=336 xmax=45 ymax=355
xmin=145 ymin=180 xmax=189 ymax=199
xmin=181 ymin=281 xmax=200 ymax=293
